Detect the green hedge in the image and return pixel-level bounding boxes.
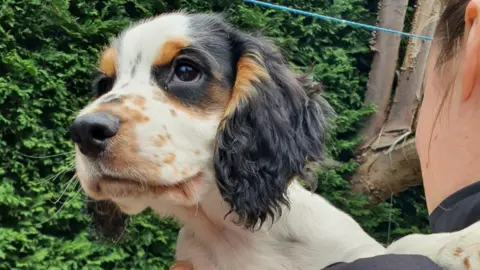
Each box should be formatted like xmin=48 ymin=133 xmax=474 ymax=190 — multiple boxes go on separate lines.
xmin=0 ymin=0 xmax=428 ymax=269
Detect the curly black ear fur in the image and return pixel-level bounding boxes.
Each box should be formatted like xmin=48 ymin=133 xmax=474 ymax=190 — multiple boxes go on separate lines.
xmin=214 ymin=31 xmax=334 ymax=231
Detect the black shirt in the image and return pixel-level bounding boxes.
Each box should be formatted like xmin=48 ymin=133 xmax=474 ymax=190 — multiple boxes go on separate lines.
xmin=429 ymin=181 xmax=480 ymax=233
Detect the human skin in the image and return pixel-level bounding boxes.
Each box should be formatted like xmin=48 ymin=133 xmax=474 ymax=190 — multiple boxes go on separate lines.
xmin=417 ymin=0 xmax=480 ymax=213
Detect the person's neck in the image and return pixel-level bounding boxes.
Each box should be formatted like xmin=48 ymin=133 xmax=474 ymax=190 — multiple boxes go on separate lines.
xmin=420 ymin=88 xmax=480 ymax=212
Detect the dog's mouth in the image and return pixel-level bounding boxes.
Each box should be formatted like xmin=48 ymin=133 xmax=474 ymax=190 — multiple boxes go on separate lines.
xmin=89 ymin=172 xmax=204 ymax=199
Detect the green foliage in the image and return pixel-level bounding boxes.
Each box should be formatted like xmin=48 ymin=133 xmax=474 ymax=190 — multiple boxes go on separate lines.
xmin=0 ymin=0 xmax=429 ymax=269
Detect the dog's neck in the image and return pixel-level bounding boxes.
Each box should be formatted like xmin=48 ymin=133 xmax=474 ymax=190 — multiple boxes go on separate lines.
xmin=183 ymin=186 xmax=240 ymax=232
xmin=151 ymin=183 xmax=256 ymax=243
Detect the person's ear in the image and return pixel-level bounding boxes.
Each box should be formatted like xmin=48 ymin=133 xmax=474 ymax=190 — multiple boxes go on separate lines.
xmin=461 ymin=0 xmax=480 ymax=101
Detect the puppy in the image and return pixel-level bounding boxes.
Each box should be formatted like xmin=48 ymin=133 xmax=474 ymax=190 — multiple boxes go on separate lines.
xmin=72 ymin=13 xmax=480 ymax=270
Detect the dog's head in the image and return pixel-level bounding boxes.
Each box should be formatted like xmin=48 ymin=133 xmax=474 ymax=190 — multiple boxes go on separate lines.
xmin=72 ymin=13 xmax=333 ymax=232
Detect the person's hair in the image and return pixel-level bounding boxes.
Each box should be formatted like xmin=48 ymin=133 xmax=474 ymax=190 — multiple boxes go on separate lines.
xmin=435 ymin=1 xmax=469 ymax=66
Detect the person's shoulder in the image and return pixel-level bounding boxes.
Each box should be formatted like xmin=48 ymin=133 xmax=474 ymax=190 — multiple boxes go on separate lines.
xmin=430 ymin=181 xmax=480 ymax=233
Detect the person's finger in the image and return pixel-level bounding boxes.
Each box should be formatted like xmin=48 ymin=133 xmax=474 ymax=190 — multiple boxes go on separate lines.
xmin=169 ymin=261 xmax=193 ymax=270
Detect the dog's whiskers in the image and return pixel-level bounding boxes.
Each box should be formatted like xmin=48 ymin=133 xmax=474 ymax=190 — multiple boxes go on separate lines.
xmin=42 ymin=183 xmax=83 ymax=224
xmin=16 ymin=151 xmax=76 ymax=159
xmin=113 ymin=216 xmax=129 ymax=246
xmin=54 ymin=173 xmax=79 ymax=204
xmin=39 ymin=162 xmax=76 ymax=184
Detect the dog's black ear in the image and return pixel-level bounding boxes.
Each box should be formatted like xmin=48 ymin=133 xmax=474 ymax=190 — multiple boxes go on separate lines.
xmin=214 ymin=31 xmax=334 ymax=231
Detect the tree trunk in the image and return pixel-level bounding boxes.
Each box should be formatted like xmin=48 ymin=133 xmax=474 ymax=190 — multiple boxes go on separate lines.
xmin=352 ymin=0 xmax=440 ymax=202
xmin=358 ymin=0 xmax=408 ymax=150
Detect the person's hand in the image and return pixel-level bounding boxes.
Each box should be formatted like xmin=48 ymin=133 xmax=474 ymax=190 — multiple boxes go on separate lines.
xmin=169 ymin=261 xmax=193 ymax=270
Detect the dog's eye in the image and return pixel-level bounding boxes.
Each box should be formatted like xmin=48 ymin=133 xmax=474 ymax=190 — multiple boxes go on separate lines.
xmin=92 ymin=73 xmax=115 ymax=97
xmin=97 ymin=77 xmax=114 ymax=95
xmin=173 ymin=62 xmax=200 ymax=82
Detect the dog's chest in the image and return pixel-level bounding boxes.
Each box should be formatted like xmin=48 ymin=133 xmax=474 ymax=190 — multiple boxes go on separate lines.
xmin=176 ymin=225 xmax=310 ymax=270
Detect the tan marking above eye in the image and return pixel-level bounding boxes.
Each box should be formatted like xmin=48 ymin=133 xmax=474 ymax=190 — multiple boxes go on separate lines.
xmin=99 ymin=47 xmax=117 ymax=77
xmin=170 ymin=109 xmax=177 ymax=116
xmin=153 ymin=38 xmax=189 ymax=66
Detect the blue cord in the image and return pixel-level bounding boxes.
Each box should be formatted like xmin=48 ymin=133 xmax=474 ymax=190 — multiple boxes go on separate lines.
xmin=243 ymin=0 xmax=434 ymax=41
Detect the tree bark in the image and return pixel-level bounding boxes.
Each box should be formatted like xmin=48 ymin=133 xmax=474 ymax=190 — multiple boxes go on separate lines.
xmin=358 ymin=0 xmax=409 ymax=150
xmin=371 ymin=0 xmax=440 ymax=150
xmin=351 ymin=138 xmax=421 ymax=202
xmin=352 ymin=0 xmax=440 ymax=201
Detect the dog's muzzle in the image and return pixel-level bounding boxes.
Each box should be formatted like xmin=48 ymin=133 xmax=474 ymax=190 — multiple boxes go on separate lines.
xmin=70 ymin=112 xmax=120 ymax=157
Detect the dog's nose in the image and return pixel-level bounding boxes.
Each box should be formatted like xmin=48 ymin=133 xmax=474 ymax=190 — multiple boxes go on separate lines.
xmin=70 ymin=112 xmax=120 ymax=157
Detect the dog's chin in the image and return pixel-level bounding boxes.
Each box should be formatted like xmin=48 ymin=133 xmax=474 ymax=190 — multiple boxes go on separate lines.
xmin=111 ymin=198 xmax=148 ymax=215
xmin=79 ymin=171 xmax=206 ymax=209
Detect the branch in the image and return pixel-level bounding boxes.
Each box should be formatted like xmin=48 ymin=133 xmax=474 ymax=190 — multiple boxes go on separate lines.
xmin=351 ymin=138 xmax=421 ymax=203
